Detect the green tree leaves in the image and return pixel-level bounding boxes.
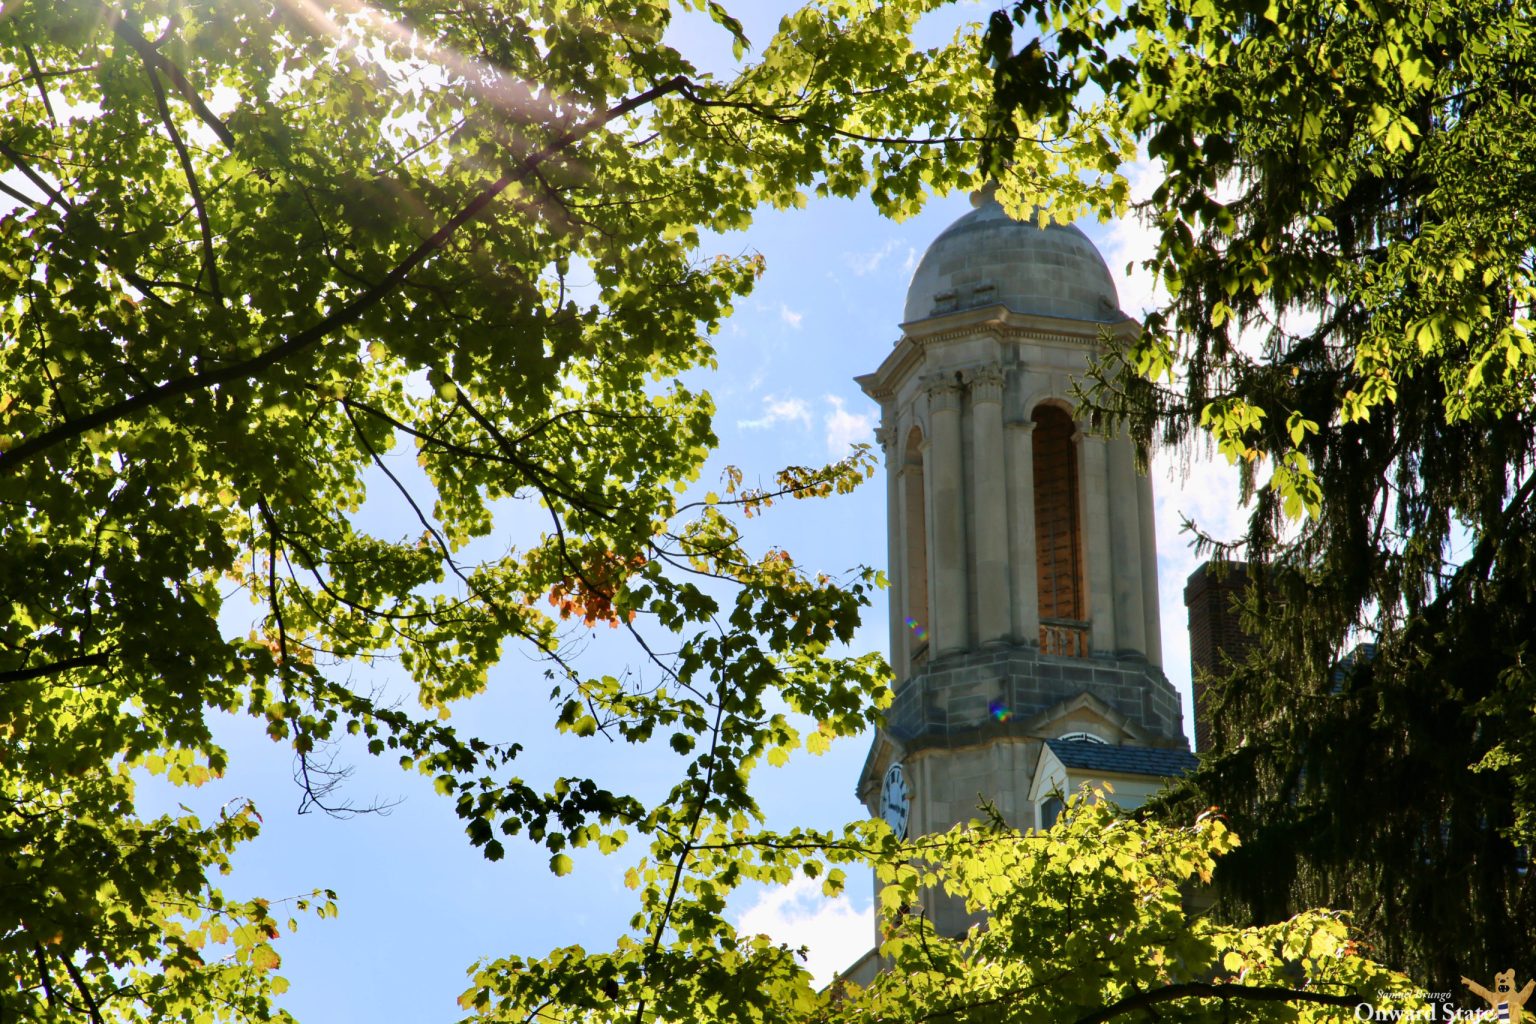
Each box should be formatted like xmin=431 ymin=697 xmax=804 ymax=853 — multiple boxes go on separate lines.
xmin=458 ymin=795 xmax=1405 ymax=1024
xmin=0 ymin=0 xmax=1020 ymax=1016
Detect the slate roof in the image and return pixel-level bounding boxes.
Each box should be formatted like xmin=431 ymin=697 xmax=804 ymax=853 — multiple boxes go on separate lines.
xmin=1045 ymin=739 xmax=1198 ymax=778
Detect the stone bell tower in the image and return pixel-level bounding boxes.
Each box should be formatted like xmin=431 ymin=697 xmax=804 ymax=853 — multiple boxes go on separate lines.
xmin=852 ymin=190 xmax=1190 ymax=943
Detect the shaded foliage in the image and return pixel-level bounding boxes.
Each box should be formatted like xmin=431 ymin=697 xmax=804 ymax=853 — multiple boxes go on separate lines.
xmin=984 ymin=0 xmax=1536 ymax=984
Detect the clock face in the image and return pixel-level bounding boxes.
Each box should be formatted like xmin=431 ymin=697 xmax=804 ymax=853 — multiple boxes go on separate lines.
xmin=880 ymin=763 xmax=911 ymax=839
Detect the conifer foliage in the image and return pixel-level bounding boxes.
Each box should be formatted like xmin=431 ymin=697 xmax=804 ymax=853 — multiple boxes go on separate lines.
xmin=984 ymin=0 xmax=1536 ymax=982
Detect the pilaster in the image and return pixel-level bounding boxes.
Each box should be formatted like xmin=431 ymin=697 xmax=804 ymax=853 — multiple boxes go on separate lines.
xmin=1107 ymin=435 xmax=1147 ymax=655
xmin=1138 ymin=469 xmax=1163 ymax=667
xmin=1077 ymin=430 xmax=1117 ymax=654
xmin=968 ymin=367 xmax=1010 ymax=645
xmin=1006 ymin=419 xmax=1039 ymax=641
xmin=926 ymin=376 xmax=968 ymax=656
xmin=876 ymin=423 xmax=908 ymax=680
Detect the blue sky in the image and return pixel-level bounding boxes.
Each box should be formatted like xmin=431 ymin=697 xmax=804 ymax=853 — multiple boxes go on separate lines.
xmin=17 ymin=2 xmax=1255 ymax=1019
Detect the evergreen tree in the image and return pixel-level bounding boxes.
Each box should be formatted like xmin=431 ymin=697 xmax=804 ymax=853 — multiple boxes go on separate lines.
xmin=983 ymin=0 xmax=1536 ymax=984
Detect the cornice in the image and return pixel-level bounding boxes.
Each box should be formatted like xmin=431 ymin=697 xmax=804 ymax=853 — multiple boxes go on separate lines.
xmin=901 ymin=303 xmax=1139 ymax=348
xmin=857 ymin=307 xmax=1141 ymax=405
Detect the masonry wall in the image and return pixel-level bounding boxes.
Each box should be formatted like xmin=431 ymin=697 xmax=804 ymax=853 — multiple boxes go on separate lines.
xmin=1182 ymin=560 xmax=1254 ymax=753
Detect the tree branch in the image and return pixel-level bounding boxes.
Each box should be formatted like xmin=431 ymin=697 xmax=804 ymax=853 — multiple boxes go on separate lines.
xmin=0 ymin=75 xmax=692 ymax=477
xmin=23 ymin=45 xmax=58 ymax=126
xmin=60 ymin=954 xmax=106 ymax=1024
xmin=0 ymin=139 xmax=70 ymax=209
xmin=0 ymin=652 xmax=110 ymax=684
xmin=142 ymin=63 xmax=221 ymax=300
xmin=1074 ymin=981 xmax=1360 ymax=1024
xmin=103 ymin=7 xmax=236 ymax=150
xmin=0 ymin=177 xmax=46 ymax=212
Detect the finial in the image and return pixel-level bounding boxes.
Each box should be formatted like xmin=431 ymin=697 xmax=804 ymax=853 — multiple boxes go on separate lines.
xmin=970 ymin=181 xmax=1000 ymax=208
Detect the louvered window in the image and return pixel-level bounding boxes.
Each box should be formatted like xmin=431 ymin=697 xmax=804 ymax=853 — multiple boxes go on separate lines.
xmin=1032 ymin=406 xmax=1086 ymax=631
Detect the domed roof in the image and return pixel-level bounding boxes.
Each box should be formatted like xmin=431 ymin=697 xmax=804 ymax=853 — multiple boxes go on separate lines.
xmin=903 ymin=190 xmax=1125 ymax=325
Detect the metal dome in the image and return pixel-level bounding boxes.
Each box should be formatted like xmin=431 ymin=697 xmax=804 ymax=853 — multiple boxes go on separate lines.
xmin=903 ymin=190 xmax=1125 ymax=325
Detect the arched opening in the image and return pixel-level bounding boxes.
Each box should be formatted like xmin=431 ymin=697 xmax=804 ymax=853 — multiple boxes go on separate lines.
xmin=1039 ymin=794 xmax=1067 ymax=830
xmin=1032 ymin=405 xmax=1087 ymax=656
xmin=903 ymin=427 xmax=930 ymax=666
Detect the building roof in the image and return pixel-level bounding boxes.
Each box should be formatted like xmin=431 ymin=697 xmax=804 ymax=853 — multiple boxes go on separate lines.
xmin=903 ymin=189 xmax=1127 ymax=325
xmin=1045 ymin=739 xmax=1199 ymax=778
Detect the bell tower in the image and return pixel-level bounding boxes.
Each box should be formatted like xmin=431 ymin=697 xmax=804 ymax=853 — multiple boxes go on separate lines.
xmin=853 ymin=190 xmax=1190 ymax=941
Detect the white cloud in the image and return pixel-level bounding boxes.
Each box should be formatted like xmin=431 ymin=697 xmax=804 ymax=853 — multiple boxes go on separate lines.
xmin=734 ymin=877 xmax=874 ymax=987
xmin=738 ymin=394 xmax=813 ymax=432
xmin=1099 ymin=160 xmax=1167 ymax=321
xmin=843 ymin=238 xmax=910 ymax=278
xmin=823 ymin=395 xmax=874 ymax=456
xmin=780 ymin=304 xmax=804 ymax=329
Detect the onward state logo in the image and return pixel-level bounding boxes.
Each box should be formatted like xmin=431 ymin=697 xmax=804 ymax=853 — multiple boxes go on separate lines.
xmin=1355 ymin=973 xmax=1535 ymax=1023
xmin=1463 ymin=971 xmax=1536 ymax=1024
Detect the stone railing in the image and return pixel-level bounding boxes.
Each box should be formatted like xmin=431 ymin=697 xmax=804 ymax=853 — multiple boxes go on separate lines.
xmin=1039 ymin=618 xmax=1090 ymax=658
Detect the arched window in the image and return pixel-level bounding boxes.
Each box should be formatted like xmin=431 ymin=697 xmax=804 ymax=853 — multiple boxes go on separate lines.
xmin=1056 ymin=732 xmax=1105 ymax=744
xmin=1033 ymin=405 xmax=1087 ymax=655
xmin=903 ymin=427 xmax=929 ymax=665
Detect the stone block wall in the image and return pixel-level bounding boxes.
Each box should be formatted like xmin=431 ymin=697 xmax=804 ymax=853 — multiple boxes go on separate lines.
xmin=883 ymin=642 xmax=1186 ymax=754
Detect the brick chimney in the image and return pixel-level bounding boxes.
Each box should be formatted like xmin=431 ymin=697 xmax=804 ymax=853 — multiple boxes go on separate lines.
xmin=1183 ymin=561 xmax=1253 ymax=753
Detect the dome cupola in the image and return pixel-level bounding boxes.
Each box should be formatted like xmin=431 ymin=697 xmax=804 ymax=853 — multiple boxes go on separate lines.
xmin=903 ymin=189 xmax=1125 ymax=325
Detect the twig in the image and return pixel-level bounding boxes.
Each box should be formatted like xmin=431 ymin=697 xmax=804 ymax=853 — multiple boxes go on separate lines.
xmin=631 ymin=693 xmax=728 ymax=1024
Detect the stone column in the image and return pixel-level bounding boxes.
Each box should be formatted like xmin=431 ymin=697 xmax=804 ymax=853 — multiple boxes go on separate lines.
xmin=1006 ymin=420 xmax=1039 ymax=642
xmin=1107 ymin=435 xmax=1147 ymax=656
xmin=877 ymin=423 xmax=907 ymax=680
xmin=1077 ymin=430 xmax=1117 ymax=654
xmin=1138 ymin=468 xmax=1163 ymax=667
xmin=926 ymin=376 xmax=969 ymax=655
xmin=969 ymin=368 xmax=1010 ymax=644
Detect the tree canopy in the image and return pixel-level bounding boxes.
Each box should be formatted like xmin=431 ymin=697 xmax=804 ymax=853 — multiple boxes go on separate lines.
xmin=0 ymin=0 xmax=1128 ymax=1018
xmin=0 ymin=0 xmax=1442 ymax=1017
xmin=983 ymin=0 xmax=1536 ymax=982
